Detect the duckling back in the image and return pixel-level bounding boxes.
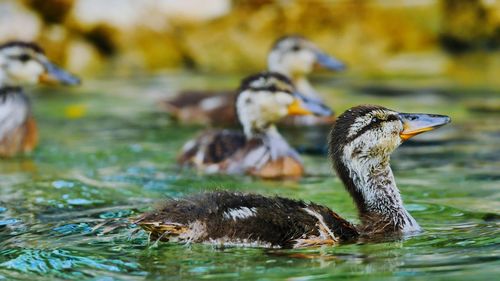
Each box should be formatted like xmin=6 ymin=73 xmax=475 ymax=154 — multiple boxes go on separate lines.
xmin=136 ymin=191 xmax=359 ymax=248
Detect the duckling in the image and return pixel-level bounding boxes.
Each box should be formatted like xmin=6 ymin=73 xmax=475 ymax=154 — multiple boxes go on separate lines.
xmin=0 ymin=41 xmax=80 ymax=157
xmin=136 ymin=105 xmax=450 ymax=248
xmin=162 ymin=35 xmax=344 ymax=126
xmin=177 ymin=72 xmax=332 ymax=180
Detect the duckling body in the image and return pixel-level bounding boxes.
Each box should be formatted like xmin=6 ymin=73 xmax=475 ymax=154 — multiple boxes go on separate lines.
xmin=162 ymin=36 xmax=344 ymax=126
xmin=0 ymin=41 xmax=80 ymax=157
xmin=137 ymin=191 xmax=358 ymax=248
xmin=179 ymin=128 xmax=303 ymax=179
xmin=139 ymin=105 xmax=451 ymax=248
xmin=0 ymin=87 xmax=37 ymax=156
xmin=178 ymin=72 xmax=332 ymax=179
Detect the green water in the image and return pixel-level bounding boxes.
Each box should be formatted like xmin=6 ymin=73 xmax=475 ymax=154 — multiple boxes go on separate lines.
xmin=0 ymin=73 xmax=499 ymax=280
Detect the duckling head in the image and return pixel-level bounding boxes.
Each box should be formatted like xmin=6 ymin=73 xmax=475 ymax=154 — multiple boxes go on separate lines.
xmin=330 ymin=105 xmax=451 ymax=163
xmin=0 ymin=41 xmax=80 ymax=87
xmin=329 ymin=105 xmax=450 ymax=232
xmin=267 ymin=35 xmax=345 ymax=79
xmin=236 ymin=72 xmax=332 ymax=137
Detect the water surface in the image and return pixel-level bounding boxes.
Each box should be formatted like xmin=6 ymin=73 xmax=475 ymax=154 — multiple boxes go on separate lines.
xmin=0 ymin=73 xmax=499 ymax=280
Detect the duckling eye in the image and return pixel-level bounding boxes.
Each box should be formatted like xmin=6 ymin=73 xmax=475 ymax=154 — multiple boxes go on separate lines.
xmin=18 ymin=54 xmax=31 ymax=63
xmin=267 ymin=85 xmax=278 ymax=92
xmin=291 ymin=45 xmax=301 ymax=52
xmin=386 ymin=115 xmax=399 ymax=122
xmin=371 ymin=117 xmax=380 ymax=124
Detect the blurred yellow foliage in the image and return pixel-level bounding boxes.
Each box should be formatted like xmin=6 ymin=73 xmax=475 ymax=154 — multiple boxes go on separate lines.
xmin=0 ymin=0 xmax=496 ymax=86
xmin=64 ymin=103 xmax=87 ymax=119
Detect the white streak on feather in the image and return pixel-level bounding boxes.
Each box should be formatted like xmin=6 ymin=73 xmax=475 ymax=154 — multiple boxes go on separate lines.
xmin=303 ymin=207 xmax=338 ymax=242
xmin=181 ymin=139 xmax=196 ymax=152
xmin=200 ymin=96 xmax=226 ymax=111
xmin=179 ymin=220 xmax=207 ymax=244
xmin=206 ymin=237 xmax=276 ymax=248
xmin=223 ymin=207 xmax=257 ymax=220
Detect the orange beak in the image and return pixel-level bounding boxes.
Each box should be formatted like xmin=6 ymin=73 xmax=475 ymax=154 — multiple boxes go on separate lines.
xmin=287 ymin=99 xmax=313 ymax=116
xmin=287 ymin=93 xmax=333 ymax=117
xmin=38 ymin=72 xmax=58 ymax=85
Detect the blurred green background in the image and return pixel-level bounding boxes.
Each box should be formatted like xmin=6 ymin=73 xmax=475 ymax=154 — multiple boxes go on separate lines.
xmin=1 ymin=0 xmax=499 ymax=87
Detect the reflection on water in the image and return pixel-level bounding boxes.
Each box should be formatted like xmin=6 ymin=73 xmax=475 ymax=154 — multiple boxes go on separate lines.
xmin=0 ymin=74 xmax=499 ymax=280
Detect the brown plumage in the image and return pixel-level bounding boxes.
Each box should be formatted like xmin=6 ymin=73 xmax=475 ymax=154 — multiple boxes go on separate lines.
xmin=177 ymin=129 xmax=246 ymax=165
xmin=0 ymin=116 xmax=38 ymax=157
xmin=22 ymin=117 xmax=38 ymax=152
xmin=178 ymin=127 xmax=304 ymax=180
xmin=161 ymin=90 xmax=237 ymax=126
xmin=135 ymin=191 xmax=359 ymax=248
xmin=177 ymin=130 xmax=304 ymax=179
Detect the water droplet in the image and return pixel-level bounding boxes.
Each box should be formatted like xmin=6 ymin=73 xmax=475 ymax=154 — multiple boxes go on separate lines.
xmin=52 ymin=180 xmax=75 ymax=189
xmin=67 ymin=198 xmax=93 ymax=205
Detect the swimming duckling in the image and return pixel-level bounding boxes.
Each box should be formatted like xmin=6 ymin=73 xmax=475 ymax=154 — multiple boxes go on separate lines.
xmin=162 ymin=35 xmax=344 ymax=126
xmin=137 ymin=105 xmax=450 ymax=248
xmin=178 ymin=72 xmax=332 ymax=179
xmin=0 ymin=41 xmax=80 ymax=157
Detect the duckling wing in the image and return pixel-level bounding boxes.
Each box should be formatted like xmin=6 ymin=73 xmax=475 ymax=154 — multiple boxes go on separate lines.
xmin=161 ymin=90 xmax=237 ymax=125
xmin=165 ymin=91 xmax=213 ymax=107
xmin=178 ymin=130 xmax=247 ymax=170
xmin=136 ymin=191 xmax=359 ymax=248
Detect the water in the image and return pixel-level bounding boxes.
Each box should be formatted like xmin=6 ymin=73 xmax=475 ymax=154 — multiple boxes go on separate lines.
xmin=0 ymin=73 xmax=499 ymax=280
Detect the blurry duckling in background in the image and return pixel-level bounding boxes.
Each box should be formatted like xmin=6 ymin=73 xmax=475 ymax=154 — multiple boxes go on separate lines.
xmin=178 ymin=72 xmax=332 ymax=180
xmin=269 ymin=35 xmax=345 ymax=126
xmin=162 ymin=35 xmax=345 ymax=126
xmin=0 ymin=41 xmax=80 ymax=157
xmin=137 ymin=105 xmax=451 ymax=248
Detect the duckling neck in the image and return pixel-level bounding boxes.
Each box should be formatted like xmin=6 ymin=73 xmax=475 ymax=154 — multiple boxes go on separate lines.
xmin=247 ymin=125 xmax=298 ymax=162
xmin=0 ymin=86 xmax=23 ymax=98
xmin=244 ymin=124 xmax=279 ymax=140
xmin=292 ymin=76 xmax=320 ymax=100
xmin=271 ymin=68 xmax=320 ymax=100
xmin=0 ymin=71 xmax=9 ymax=87
xmin=336 ymin=153 xmax=420 ymax=234
xmin=241 ymin=114 xmax=277 ymax=139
